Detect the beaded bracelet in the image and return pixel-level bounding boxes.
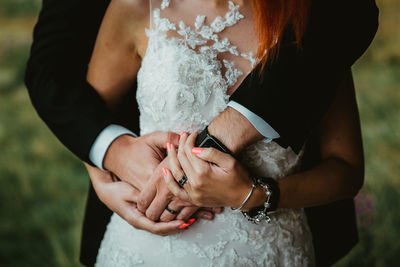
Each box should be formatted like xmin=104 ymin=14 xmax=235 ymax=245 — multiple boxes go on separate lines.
xmin=241 ymin=177 xmax=280 ymax=224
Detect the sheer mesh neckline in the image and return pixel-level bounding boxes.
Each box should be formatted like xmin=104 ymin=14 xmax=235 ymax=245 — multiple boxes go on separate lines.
xmin=147 ymin=0 xmax=258 ymax=90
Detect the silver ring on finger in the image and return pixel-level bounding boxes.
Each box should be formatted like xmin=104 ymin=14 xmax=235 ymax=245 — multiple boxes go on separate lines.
xmin=178 ymin=174 xmax=188 ymax=187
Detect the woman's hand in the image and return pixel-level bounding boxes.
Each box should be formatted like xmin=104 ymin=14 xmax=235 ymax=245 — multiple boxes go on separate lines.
xmin=163 ymin=132 xmax=254 ymax=209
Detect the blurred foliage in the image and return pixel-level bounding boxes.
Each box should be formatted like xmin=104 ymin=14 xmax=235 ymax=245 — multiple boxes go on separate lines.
xmin=0 ymin=0 xmax=399 ymax=266
xmin=0 ymin=0 xmax=41 ymax=17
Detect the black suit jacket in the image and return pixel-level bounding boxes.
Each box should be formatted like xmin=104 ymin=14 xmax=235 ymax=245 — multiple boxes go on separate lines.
xmin=24 ymin=0 xmax=378 ymax=266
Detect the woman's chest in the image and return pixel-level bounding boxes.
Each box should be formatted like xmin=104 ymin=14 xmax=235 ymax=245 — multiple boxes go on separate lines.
xmin=134 ymin=0 xmax=259 ymax=96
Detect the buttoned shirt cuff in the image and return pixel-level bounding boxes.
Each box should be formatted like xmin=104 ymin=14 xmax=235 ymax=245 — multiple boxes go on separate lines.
xmin=89 ymin=124 xmax=137 ymax=171
xmin=227 ymin=101 xmax=280 ymax=143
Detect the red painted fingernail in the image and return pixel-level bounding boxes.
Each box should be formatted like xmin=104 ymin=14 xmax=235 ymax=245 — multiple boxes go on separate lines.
xmin=178 ymin=218 xmax=196 ymax=229
xmin=192 ymin=147 xmax=204 ymax=155
xmin=180 ymin=132 xmax=186 ymax=139
xmin=166 ymin=142 xmax=171 ymax=152
xmin=179 ymin=223 xmax=189 ymax=229
xmin=162 ymin=168 xmax=168 ymax=176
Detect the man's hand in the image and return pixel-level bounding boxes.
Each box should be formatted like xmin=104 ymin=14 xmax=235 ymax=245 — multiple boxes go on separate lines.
xmin=103 ymin=131 xmax=180 ymax=191
xmin=85 ymin=163 xmax=185 ymax=236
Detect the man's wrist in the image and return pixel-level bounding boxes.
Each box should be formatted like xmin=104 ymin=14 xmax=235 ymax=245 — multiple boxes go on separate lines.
xmin=207 ymin=101 xmax=281 ymax=155
xmin=208 ymin=107 xmax=261 ymax=154
xmin=227 ymin=101 xmax=280 ymax=143
xmin=103 ymin=134 xmax=137 ymax=172
xmin=89 ymin=124 xmax=137 ymax=170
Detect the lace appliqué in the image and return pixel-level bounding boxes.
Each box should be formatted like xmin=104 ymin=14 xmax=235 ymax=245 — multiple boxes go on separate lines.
xmin=152 ymin=0 xmax=250 ymax=88
xmin=241 ymin=51 xmax=257 ymax=68
xmin=160 ymin=0 xmax=169 ymax=10
xmin=223 ymin=59 xmax=243 ymax=88
xmin=138 ymin=0 xmax=257 ymax=135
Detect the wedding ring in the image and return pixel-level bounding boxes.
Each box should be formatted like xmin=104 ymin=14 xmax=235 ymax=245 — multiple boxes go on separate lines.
xmin=178 ymin=175 xmax=188 ymax=187
xmin=165 ymin=205 xmax=178 ymax=215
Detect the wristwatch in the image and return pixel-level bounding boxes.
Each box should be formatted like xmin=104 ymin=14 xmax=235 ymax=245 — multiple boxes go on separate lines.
xmin=195 ymin=126 xmax=232 ymax=155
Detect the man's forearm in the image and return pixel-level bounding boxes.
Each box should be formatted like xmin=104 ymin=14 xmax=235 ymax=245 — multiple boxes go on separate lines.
xmin=207 ymin=107 xmax=265 ymax=155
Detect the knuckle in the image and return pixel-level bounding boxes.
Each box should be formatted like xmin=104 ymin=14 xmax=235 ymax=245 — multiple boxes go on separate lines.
xmin=155 ymin=174 xmax=164 ymax=185
xmin=191 ymin=177 xmax=204 ymax=190
xmin=162 ymin=190 xmax=174 ymax=202
xmin=170 ymin=165 xmax=182 ymax=179
xmin=137 ymin=198 xmax=148 ymax=209
xmin=129 ymin=188 xmax=137 ymax=197
xmin=159 ymin=214 xmax=171 ymax=222
xmin=207 ymin=148 xmax=216 ymax=157
xmin=196 ymin=166 xmax=207 ymax=177
xmin=146 ymin=211 xmax=158 ymax=222
xmin=191 ymin=194 xmax=203 ymax=207
xmin=167 ymin=131 xmax=175 ymax=143
xmin=172 ymin=199 xmax=185 ymax=209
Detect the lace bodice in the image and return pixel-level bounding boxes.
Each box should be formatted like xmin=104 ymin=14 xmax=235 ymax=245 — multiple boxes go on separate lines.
xmin=137 ymin=0 xmax=257 ymax=135
xmin=96 ymin=1 xmax=315 ymax=266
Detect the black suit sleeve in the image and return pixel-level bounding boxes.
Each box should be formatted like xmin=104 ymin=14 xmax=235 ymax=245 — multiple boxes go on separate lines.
xmin=230 ymin=0 xmax=379 ymax=153
xmin=24 ymin=0 xmax=116 ymax=164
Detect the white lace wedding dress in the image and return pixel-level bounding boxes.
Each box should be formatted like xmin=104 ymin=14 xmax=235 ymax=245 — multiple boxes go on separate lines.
xmin=96 ymin=1 xmax=315 ymax=266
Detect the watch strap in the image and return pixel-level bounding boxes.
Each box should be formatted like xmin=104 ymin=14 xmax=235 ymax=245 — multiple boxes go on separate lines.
xmin=195 ymin=126 xmax=232 ymax=155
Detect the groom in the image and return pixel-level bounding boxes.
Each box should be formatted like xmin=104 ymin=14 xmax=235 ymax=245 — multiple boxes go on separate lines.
xmin=25 ymin=0 xmax=378 ymax=266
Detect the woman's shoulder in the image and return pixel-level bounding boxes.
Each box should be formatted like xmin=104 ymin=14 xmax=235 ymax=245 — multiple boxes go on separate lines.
xmin=107 ymin=0 xmax=150 ymax=26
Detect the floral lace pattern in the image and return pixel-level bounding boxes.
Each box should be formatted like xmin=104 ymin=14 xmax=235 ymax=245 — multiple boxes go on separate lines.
xmin=96 ymin=0 xmax=315 ymax=266
xmin=137 ymin=0 xmax=259 ymax=136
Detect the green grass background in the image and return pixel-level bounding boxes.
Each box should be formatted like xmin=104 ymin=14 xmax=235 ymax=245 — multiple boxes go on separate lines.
xmin=0 ymin=0 xmax=399 ymax=266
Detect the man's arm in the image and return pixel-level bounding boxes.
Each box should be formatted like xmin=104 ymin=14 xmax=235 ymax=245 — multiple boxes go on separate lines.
xmin=24 ymin=0 xmax=115 ymax=164
xmin=25 ymin=0 xmax=173 ymax=191
xmin=207 ymin=106 xmax=265 ymax=155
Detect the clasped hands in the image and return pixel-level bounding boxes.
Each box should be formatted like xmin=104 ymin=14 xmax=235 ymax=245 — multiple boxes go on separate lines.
xmin=86 ymin=131 xmax=254 ymax=236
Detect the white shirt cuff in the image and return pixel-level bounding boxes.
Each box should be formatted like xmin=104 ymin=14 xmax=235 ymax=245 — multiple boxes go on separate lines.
xmin=89 ymin=124 xmax=137 ymax=171
xmin=227 ymin=101 xmax=280 ymax=143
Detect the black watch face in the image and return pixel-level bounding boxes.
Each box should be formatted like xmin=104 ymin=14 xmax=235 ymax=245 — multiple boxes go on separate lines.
xmin=198 ymin=134 xmax=231 ymax=154
xmin=202 ymin=138 xmax=220 ymax=149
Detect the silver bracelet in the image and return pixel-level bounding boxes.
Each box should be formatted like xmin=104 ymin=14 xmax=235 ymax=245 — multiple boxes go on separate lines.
xmin=231 ymin=182 xmax=256 ymax=211
xmin=242 ymin=178 xmax=273 ymax=224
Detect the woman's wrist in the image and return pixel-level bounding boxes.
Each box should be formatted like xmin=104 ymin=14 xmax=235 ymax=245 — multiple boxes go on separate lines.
xmin=230 ymin=178 xmax=254 ymax=209
xmin=230 ymin=179 xmax=270 ymax=212
xmin=240 ymin=186 xmax=268 ymax=212
xmin=239 ymin=178 xmax=281 ymax=224
xmin=239 ymin=177 xmax=281 ymax=212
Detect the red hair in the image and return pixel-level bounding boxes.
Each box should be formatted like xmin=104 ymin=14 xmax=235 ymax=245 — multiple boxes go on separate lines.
xmin=251 ymin=0 xmax=311 ymax=69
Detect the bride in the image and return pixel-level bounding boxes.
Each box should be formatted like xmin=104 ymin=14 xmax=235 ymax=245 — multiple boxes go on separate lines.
xmin=84 ymin=0 xmax=364 ymax=266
